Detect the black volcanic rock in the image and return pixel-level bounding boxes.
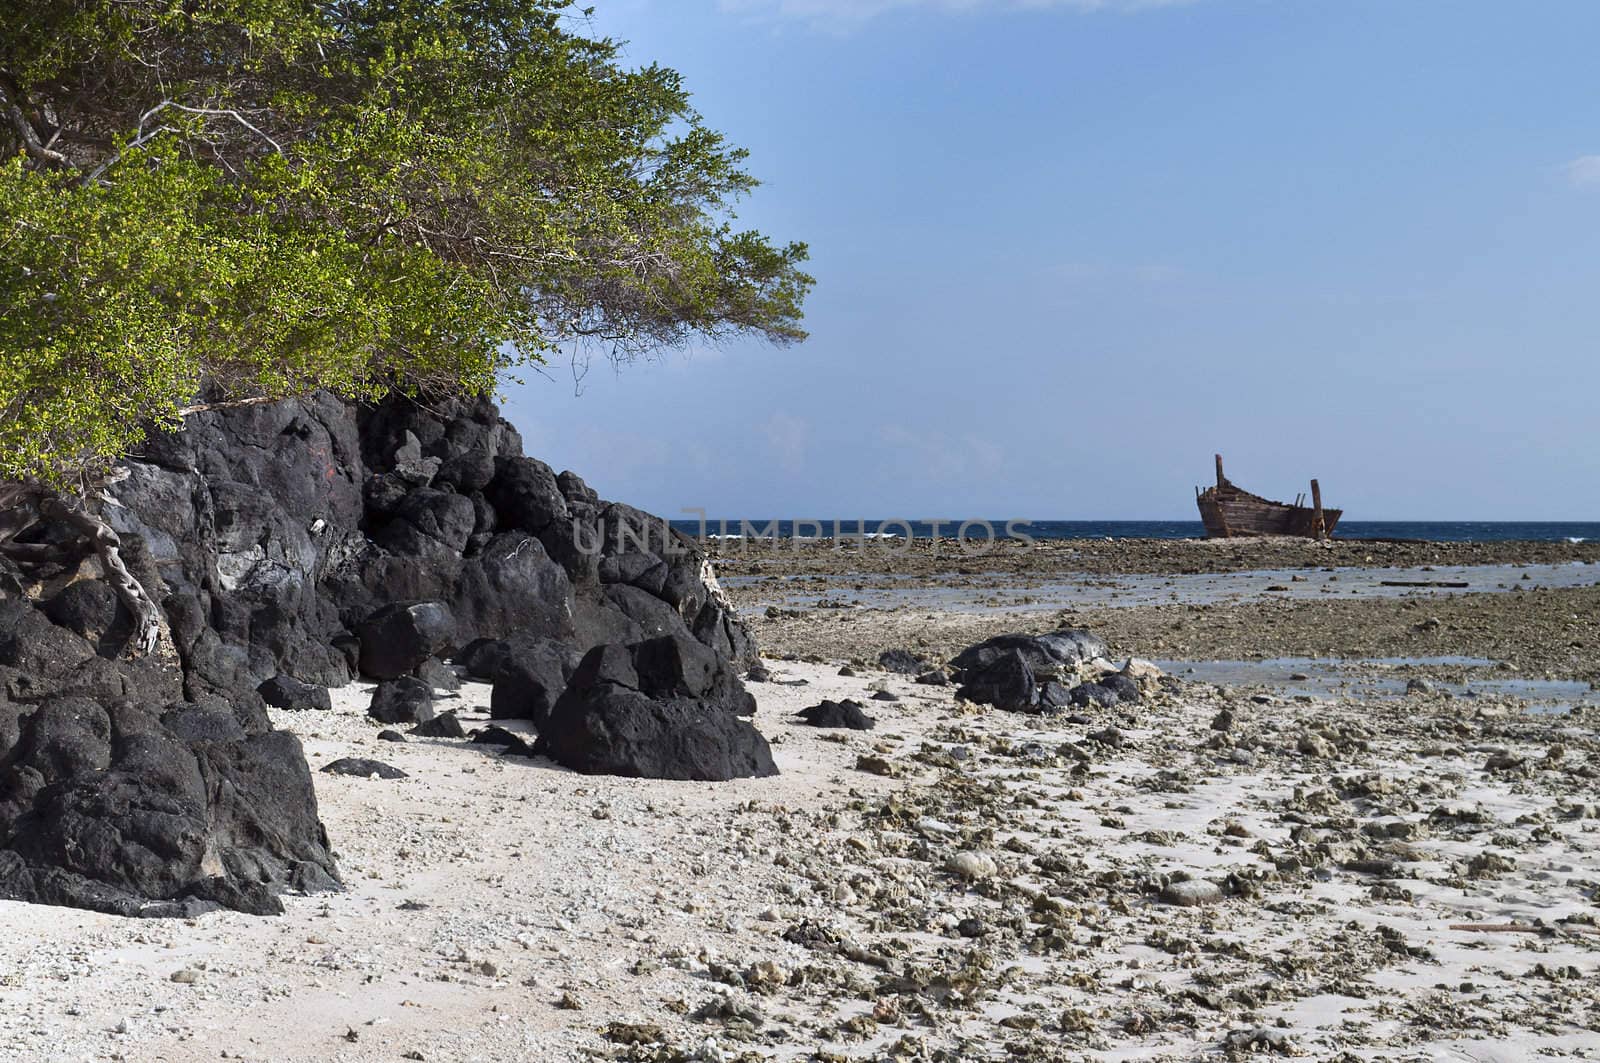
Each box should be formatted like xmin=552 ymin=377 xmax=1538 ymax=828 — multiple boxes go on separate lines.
xmin=489 ymin=637 xmax=580 ymax=727
xmin=470 ymin=725 xmax=537 ymax=756
xmin=257 ymin=675 xmax=333 ymax=712
xmin=0 ymin=692 xmax=337 ymax=917
xmin=956 ymin=649 xmax=1038 ymax=713
xmin=1096 ymin=672 xmax=1141 ymax=704
xmin=1070 ymin=682 xmax=1120 ymax=709
xmin=42 ymin=580 xmax=127 ymax=649
xmin=358 ymin=601 xmax=455 ymax=680
xmin=877 ymin=649 xmax=928 ymax=675
xmin=632 ymin=633 xmax=756 ymax=716
xmin=322 ymin=758 xmax=408 ymax=780
xmin=368 ymin=677 xmax=435 ymax=725
xmin=410 ymin=711 xmax=466 ymax=739
xmin=456 ymin=637 xmax=511 ymax=681
xmin=414 ymin=657 xmax=461 ymax=692
xmin=2 ymin=388 xmax=757 ymax=917
xmin=950 ymin=630 xmax=1107 ymax=679
xmin=797 ymin=699 xmax=876 ymax=730
xmin=537 ymin=641 xmax=776 ymax=781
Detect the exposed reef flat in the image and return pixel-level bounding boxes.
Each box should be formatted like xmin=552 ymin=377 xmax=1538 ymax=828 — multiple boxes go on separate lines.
xmin=3 ymin=656 xmax=1595 ymax=1060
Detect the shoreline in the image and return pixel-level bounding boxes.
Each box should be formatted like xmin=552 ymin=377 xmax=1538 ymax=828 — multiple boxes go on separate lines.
xmin=706 ymin=535 xmax=1600 ymax=580
xmin=2 ymin=538 xmax=1596 ymax=1061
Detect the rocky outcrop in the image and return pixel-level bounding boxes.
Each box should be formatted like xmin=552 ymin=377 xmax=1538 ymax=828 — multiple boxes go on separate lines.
xmin=107 ymin=391 xmax=755 ymax=693
xmin=0 ymin=598 xmax=337 ymax=916
xmin=0 ymin=390 xmax=758 ymax=916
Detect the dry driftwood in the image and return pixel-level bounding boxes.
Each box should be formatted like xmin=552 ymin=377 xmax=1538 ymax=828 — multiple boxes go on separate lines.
xmin=0 ymin=480 xmax=165 ymax=656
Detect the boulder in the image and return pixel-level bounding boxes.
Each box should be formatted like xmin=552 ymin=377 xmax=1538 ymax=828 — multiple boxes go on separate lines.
xmin=950 ymin=630 xmax=1107 ymax=679
xmin=357 ymin=601 xmax=455 ymax=679
xmin=411 ymin=711 xmax=466 ymax=739
xmin=368 ymin=677 xmax=435 ymax=725
xmin=377 ymin=487 xmax=476 ymax=554
xmin=1070 ymin=682 xmax=1120 ymax=708
xmin=257 ymin=675 xmax=333 ymax=712
xmin=599 ymin=551 xmax=669 ymax=595
xmin=1097 ymin=672 xmax=1141 ymax=704
xmin=322 ymin=758 xmax=408 ymax=780
xmin=471 ymin=725 xmax=537 ymax=757
xmin=42 ymin=581 xmax=127 ymax=649
xmin=1038 ymin=681 xmax=1075 ymax=712
xmin=877 ymin=649 xmax=929 ymax=675
xmin=489 ymin=637 xmax=581 ymax=727
xmin=631 ymin=633 xmax=756 ymax=715
xmin=455 ymin=637 xmax=511 ymax=681
xmin=537 ymin=642 xmax=777 ymax=781
xmin=796 ymin=699 xmax=876 ymax=730
xmin=955 ymin=650 xmax=1038 ymax=713
xmin=486 ymin=456 xmax=568 ymax=534
xmin=449 ymin=533 xmax=574 ymax=641
xmin=414 ymin=657 xmax=461 ymax=692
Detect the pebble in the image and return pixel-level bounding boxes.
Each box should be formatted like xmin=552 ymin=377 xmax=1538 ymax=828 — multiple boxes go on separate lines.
xmin=1225 ymin=1027 xmax=1295 ymax=1053
xmin=1162 ymin=879 xmax=1223 ymax=907
xmin=855 ymin=754 xmax=899 ymax=777
xmin=1297 ymin=733 xmax=1337 ymax=758
xmin=946 ymin=851 xmax=998 ymax=881
xmin=1087 ymin=726 xmax=1124 ymax=748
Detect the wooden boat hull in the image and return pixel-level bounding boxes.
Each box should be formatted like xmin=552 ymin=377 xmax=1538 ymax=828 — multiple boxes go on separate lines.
xmin=1196 ymin=455 xmax=1340 ymax=538
xmin=1197 ymin=492 xmax=1342 ymax=538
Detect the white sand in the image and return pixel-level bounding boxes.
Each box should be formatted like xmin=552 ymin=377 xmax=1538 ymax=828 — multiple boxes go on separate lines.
xmin=2 ymin=664 xmax=1596 ymax=1061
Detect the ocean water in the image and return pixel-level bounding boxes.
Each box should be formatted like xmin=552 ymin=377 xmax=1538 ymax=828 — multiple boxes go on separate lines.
xmin=668 ymin=519 xmax=1598 ymax=544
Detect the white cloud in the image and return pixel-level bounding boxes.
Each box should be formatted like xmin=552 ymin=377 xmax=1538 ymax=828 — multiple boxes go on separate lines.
xmin=763 ymin=412 xmax=812 ymax=473
xmin=1561 ymin=155 xmax=1600 ymax=189
xmin=1053 ymin=261 xmax=1182 ymax=284
xmin=877 ymin=422 xmax=1005 ymax=480
xmin=721 ymin=0 xmax=1195 ymax=27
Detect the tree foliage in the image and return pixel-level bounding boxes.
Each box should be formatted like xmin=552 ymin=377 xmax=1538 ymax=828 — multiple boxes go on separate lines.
xmin=0 ymin=0 xmax=812 ymax=483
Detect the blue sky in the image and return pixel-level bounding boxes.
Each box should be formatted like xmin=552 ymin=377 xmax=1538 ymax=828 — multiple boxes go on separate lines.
xmin=502 ymin=0 xmax=1600 ymax=520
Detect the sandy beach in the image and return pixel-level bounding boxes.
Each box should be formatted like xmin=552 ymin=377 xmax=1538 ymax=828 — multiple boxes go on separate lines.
xmin=8 ymin=3 xmax=1598 ymax=1060
xmin=4 ymin=537 xmax=1596 ymax=1062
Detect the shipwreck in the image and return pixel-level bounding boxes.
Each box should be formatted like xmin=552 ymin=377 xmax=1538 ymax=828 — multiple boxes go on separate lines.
xmin=1195 ymin=454 xmax=1341 ymax=539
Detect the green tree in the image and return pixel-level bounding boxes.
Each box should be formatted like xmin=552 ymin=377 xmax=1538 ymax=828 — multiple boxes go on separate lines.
xmin=0 ymin=0 xmax=811 ymax=650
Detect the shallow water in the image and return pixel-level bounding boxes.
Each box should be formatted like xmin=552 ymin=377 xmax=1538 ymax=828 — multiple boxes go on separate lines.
xmin=730 ymin=561 xmax=1600 ymax=613
xmin=1153 ymin=656 xmax=1599 ymax=715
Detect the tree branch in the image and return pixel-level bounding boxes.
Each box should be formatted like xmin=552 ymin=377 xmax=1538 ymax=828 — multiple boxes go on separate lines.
xmin=176 ymin=395 xmax=283 ymax=415
xmin=38 ymin=494 xmax=166 ymax=657
xmin=84 ymin=100 xmax=284 ymax=184
xmin=0 ymin=87 xmax=70 ymax=168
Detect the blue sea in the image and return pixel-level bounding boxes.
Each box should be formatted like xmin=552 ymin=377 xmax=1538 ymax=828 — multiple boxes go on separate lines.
xmin=668 ymin=519 xmax=1597 ymax=544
